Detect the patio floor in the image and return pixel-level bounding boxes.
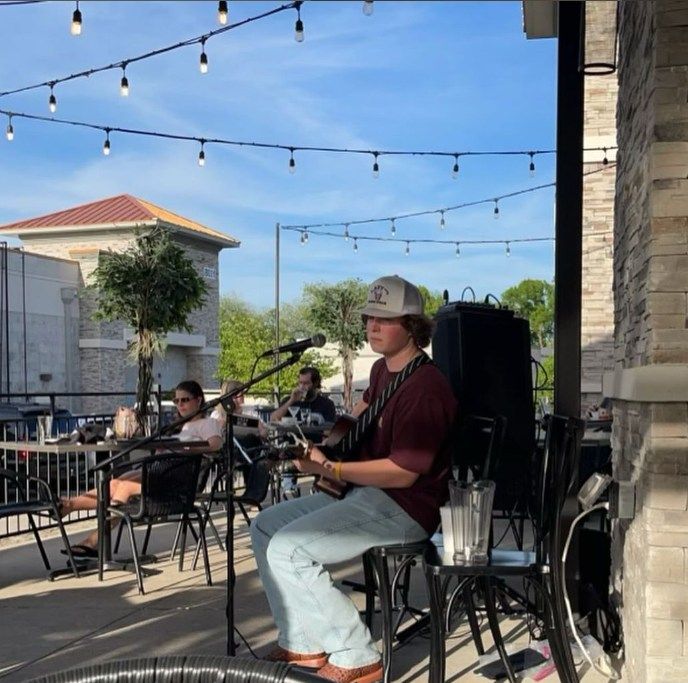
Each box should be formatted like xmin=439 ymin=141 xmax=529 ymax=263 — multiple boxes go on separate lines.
xmin=0 ymin=503 xmax=618 ymax=682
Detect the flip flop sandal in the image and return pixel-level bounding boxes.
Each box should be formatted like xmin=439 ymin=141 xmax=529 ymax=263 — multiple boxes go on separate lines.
xmin=60 ymin=544 xmax=98 ymax=559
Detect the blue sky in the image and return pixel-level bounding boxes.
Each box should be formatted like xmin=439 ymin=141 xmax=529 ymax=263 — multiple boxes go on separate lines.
xmin=0 ymin=0 xmax=557 ymax=308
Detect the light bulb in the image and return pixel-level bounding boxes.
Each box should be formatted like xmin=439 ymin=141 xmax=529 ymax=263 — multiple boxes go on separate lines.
xmin=218 ymin=0 xmax=228 ymax=25
xmin=71 ymin=3 xmax=82 ymax=35
xmin=198 ymin=145 xmax=206 ymax=166
xmin=362 ymin=0 xmax=374 ymax=15
xmin=103 ymin=131 xmax=111 ymax=156
xmin=452 ymin=155 xmax=459 ymax=179
xmin=295 ymin=17 xmax=304 ymax=42
xmin=602 ymin=148 xmax=609 ymax=165
xmin=120 ymin=69 xmax=129 ymax=97
xmin=344 ymin=224 xmax=350 ymax=241
xmin=493 ymin=200 xmax=499 ymax=219
xmin=439 ymin=211 xmax=445 ymax=229
xmin=6 ymin=120 xmax=14 ymax=141
xmin=372 ymin=153 xmax=379 ymax=179
xmin=353 ymin=238 xmax=358 ymax=253
xmin=505 ymin=242 xmax=511 ymax=257
xmin=48 ymin=91 xmax=57 ymax=113
xmin=200 ymin=49 xmax=209 ymax=74
xmin=390 ymin=219 xmax=396 ymax=236
xmin=455 ymin=243 xmax=460 ymax=257
xmin=405 ymin=241 xmax=410 ymax=256
xmin=288 ymin=150 xmax=296 ymax=174
xmin=303 ymin=230 xmax=309 ymax=244
xmin=300 ymin=232 xmax=306 ymax=245
xmin=529 ymin=153 xmax=535 ymax=177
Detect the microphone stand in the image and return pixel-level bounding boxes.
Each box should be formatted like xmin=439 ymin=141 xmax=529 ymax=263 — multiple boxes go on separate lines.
xmin=93 ymin=351 xmax=305 ymax=655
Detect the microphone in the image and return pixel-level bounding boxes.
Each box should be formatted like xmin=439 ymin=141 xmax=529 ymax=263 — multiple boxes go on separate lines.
xmin=259 ymin=334 xmax=326 ymax=358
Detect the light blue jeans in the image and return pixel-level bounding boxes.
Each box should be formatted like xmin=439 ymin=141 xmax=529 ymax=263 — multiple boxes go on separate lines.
xmin=250 ymin=486 xmax=428 ymax=668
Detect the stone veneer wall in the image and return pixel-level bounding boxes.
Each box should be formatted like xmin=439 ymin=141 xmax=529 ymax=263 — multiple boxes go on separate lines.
xmin=612 ymin=2 xmax=688 ymax=681
xmin=581 ymin=1 xmax=617 ymax=413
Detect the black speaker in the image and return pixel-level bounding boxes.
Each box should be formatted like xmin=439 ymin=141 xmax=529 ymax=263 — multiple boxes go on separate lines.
xmin=432 ymin=302 xmax=535 ymax=509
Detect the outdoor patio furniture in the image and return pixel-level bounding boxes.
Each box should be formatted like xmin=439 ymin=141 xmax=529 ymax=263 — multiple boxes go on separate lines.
xmin=27 ymin=655 xmax=322 ymax=683
xmin=0 ymin=467 xmax=80 ymax=579
xmin=358 ymin=413 xmax=507 ymax=683
xmin=107 ymin=451 xmax=211 ymax=594
xmin=422 ymin=414 xmax=585 ymax=683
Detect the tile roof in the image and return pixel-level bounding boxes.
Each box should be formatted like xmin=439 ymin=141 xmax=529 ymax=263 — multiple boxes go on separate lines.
xmin=0 ymin=194 xmax=239 ymax=247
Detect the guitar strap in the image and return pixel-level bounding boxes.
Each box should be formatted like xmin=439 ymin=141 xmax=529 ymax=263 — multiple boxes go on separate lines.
xmin=330 ymin=351 xmax=434 ymax=461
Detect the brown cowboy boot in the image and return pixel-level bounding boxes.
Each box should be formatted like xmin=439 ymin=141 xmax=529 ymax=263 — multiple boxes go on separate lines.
xmin=316 ymin=661 xmax=383 ymax=683
xmin=265 ymin=646 xmax=328 ymax=669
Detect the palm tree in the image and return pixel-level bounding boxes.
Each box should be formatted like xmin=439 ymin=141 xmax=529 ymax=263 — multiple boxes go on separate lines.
xmin=89 ymin=226 xmax=207 ymax=429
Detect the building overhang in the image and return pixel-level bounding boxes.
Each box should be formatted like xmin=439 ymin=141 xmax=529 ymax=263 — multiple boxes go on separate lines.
xmin=522 ymin=0 xmax=558 ymax=39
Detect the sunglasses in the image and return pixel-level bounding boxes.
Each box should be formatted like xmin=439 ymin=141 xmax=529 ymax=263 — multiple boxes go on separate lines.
xmin=172 ymin=396 xmax=194 ymax=405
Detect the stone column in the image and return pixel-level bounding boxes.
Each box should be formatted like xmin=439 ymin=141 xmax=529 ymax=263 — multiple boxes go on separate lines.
xmin=609 ymin=2 xmax=688 ymax=680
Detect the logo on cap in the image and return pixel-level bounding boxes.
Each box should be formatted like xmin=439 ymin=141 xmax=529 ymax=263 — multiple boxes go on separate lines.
xmin=370 ymin=284 xmax=389 ymax=306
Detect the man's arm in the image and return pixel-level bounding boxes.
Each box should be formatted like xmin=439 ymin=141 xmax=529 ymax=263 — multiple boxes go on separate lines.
xmin=270 ymin=387 xmax=303 ymax=422
xmin=294 ymin=448 xmax=418 ymax=488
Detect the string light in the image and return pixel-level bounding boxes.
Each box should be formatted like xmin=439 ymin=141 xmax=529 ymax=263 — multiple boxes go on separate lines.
xmin=353 ymin=237 xmax=358 ymax=253
xmin=1 ymin=3 xmax=299 ymax=102
xmin=390 ymin=218 xmax=396 ymax=236
xmin=372 ymin=152 xmax=379 ymax=178
xmin=102 ymin=128 xmax=111 ymax=155
xmin=0 ymin=107 xmax=615 ymax=174
xmin=218 ymin=0 xmax=228 ymax=25
xmin=294 ymin=2 xmax=304 ymax=42
xmin=505 ymin=241 xmax=511 ymax=257
xmin=288 ymin=148 xmax=296 ymax=174
xmin=280 ymin=163 xmax=614 ymax=231
xmin=452 ymin=154 xmax=459 ymax=179
xmin=199 ymin=39 xmax=209 ymax=74
xmin=363 ymin=0 xmax=374 ymax=15
xmin=198 ymin=140 xmax=206 ymax=166
xmin=48 ymin=84 xmax=57 ymax=114
xmin=344 ymin=224 xmax=350 ymax=241
xmin=439 ymin=210 xmax=446 ymax=230
xmin=455 ymin=243 xmax=460 ymax=257
xmin=493 ymin=199 xmax=500 ymax=219
xmin=300 ymin=231 xmax=306 ymax=245
xmin=303 ymin=229 xmax=309 ymax=243
xmin=602 ymin=147 xmax=609 ymax=165
xmin=70 ymin=1 xmax=82 ymax=36
xmin=528 ymin=151 xmax=535 ymax=177
xmin=405 ymin=241 xmax=410 ymax=256
xmin=5 ymin=115 xmax=13 ymax=141
xmin=119 ymin=65 xmax=129 ymax=97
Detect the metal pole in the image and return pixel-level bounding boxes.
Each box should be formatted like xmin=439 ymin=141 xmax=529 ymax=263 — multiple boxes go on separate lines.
xmin=274 ymin=222 xmax=280 ymax=406
xmin=554 ymin=1 xmax=584 ymax=419
xmin=21 ymin=249 xmax=27 ymax=400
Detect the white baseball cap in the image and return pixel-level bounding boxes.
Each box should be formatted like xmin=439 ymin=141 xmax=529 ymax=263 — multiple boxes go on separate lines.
xmin=359 ymin=275 xmax=424 ymax=318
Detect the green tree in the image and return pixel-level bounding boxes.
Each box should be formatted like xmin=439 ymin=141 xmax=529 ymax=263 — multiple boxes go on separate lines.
xmin=303 ymin=279 xmax=368 ymax=411
xmin=417 ymin=285 xmax=445 ymax=317
xmin=500 ymin=279 xmax=554 ymax=348
xmin=89 ymin=226 xmax=207 ymax=426
xmin=217 ymin=295 xmax=335 ymax=399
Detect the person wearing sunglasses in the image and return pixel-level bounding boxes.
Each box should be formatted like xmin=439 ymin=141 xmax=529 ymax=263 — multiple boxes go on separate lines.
xmin=53 ymin=380 xmax=222 ymax=559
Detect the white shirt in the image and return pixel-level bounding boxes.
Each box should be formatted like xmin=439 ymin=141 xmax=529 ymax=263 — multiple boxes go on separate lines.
xmin=179 ymin=416 xmax=223 ymax=443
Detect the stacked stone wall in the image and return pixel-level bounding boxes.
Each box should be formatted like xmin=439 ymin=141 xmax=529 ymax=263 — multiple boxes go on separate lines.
xmin=613 ymin=1 xmax=688 ymax=680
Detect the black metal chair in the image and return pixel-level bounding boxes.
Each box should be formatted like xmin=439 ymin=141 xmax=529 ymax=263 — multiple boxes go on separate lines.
xmin=106 ymin=452 xmax=211 ymax=594
xmin=422 ymin=414 xmax=585 ymax=683
xmin=360 ymin=414 xmax=506 ymax=683
xmin=28 ymin=655 xmax=322 ymax=683
xmin=0 ymin=467 xmax=80 ymax=579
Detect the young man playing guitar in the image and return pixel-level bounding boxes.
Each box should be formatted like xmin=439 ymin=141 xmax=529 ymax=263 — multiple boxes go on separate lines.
xmin=250 ymin=275 xmax=457 ymax=683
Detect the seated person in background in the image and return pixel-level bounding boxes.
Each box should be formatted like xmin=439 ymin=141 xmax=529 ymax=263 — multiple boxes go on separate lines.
xmin=270 ymin=367 xmax=337 ymax=424
xmin=56 ymin=380 xmax=222 ymax=558
xmin=211 ymin=378 xmax=268 ymax=442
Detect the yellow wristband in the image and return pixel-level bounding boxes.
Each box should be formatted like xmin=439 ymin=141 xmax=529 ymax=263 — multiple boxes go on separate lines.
xmin=333 ymin=461 xmax=343 ymax=480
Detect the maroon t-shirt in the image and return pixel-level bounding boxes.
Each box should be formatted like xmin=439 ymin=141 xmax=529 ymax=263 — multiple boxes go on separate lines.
xmin=360 ymin=357 xmax=458 ymax=534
